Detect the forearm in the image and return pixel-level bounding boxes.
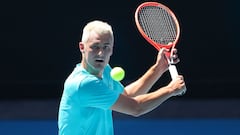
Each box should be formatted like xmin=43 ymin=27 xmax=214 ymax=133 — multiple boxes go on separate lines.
xmin=132 ymin=86 xmax=173 ymax=116
xmin=112 ymin=75 xmax=185 ymax=117
xmin=125 ymin=64 xmax=166 ymax=97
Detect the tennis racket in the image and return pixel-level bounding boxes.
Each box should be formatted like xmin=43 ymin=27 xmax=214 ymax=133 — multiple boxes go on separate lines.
xmin=135 ymin=2 xmax=186 ymax=94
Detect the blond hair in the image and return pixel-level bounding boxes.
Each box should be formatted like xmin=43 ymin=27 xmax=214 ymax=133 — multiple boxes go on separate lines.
xmin=81 ymin=20 xmax=114 ymax=43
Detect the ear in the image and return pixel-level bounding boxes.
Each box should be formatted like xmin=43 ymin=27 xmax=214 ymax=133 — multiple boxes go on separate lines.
xmin=79 ymin=42 xmax=85 ymax=53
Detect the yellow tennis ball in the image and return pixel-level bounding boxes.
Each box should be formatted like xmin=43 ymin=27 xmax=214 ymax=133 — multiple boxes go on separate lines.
xmin=110 ymin=67 xmax=125 ymax=81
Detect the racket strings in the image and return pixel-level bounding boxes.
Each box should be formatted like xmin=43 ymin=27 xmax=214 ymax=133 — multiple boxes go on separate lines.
xmin=138 ymin=6 xmax=177 ymax=45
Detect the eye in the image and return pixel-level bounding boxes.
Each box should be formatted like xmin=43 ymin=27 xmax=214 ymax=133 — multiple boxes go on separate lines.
xmin=91 ymin=45 xmax=99 ymax=50
xmin=103 ymin=45 xmax=109 ymax=49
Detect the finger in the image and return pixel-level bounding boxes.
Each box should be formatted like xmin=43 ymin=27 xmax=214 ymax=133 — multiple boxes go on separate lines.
xmin=159 ymin=48 xmax=169 ymax=54
xmin=158 ymin=48 xmax=169 ymax=60
xmin=177 ymin=75 xmax=184 ymax=80
xmin=173 ymin=58 xmax=180 ymax=64
xmin=172 ymin=48 xmax=178 ymax=54
xmin=172 ymin=54 xmax=178 ymax=59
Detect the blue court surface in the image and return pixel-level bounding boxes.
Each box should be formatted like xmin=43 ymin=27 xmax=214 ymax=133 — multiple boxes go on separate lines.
xmin=0 ymin=119 xmax=239 ymax=135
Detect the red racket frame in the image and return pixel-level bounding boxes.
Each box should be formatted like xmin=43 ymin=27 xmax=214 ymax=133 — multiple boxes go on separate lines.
xmin=135 ymin=2 xmax=180 ymax=52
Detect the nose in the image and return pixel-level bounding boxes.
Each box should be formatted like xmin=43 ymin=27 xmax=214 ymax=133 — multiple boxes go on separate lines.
xmin=97 ymin=48 xmax=104 ymax=56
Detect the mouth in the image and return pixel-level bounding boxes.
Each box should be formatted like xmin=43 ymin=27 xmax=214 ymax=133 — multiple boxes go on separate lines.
xmin=95 ymin=58 xmax=104 ymax=63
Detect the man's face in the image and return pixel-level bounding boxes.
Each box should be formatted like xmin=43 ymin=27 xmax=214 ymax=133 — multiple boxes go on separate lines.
xmin=80 ymin=31 xmax=113 ymax=77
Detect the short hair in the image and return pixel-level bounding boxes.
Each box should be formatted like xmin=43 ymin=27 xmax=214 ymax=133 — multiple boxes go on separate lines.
xmin=81 ymin=20 xmax=114 ymax=43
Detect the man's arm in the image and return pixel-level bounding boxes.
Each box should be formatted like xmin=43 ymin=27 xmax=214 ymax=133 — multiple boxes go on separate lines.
xmin=124 ymin=48 xmax=179 ymax=97
xmin=124 ymin=63 xmax=165 ymax=97
xmin=111 ymin=76 xmax=185 ymax=117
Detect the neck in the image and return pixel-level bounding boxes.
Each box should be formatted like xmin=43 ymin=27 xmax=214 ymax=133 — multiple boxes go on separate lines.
xmin=81 ymin=60 xmax=103 ymax=78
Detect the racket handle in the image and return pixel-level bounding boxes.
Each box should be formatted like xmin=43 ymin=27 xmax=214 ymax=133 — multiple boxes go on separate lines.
xmin=169 ymin=64 xmax=187 ymax=95
xmin=169 ymin=64 xmax=178 ymax=80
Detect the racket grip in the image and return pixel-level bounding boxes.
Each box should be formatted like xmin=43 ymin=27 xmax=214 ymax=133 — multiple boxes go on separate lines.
xmin=169 ymin=64 xmax=187 ymax=95
xmin=169 ymin=64 xmax=178 ymax=80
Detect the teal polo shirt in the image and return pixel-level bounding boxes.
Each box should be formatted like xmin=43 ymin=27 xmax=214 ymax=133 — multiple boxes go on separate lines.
xmin=58 ymin=64 xmax=124 ymax=135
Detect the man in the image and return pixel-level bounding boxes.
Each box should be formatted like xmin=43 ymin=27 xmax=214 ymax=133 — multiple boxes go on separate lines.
xmin=58 ymin=20 xmax=186 ymax=135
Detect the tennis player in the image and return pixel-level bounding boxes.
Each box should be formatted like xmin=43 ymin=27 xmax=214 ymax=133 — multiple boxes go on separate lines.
xmin=58 ymin=20 xmax=186 ymax=135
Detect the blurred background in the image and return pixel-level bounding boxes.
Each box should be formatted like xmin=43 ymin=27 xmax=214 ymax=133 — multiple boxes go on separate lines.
xmin=0 ymin=0 xmax=239 ymax=134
